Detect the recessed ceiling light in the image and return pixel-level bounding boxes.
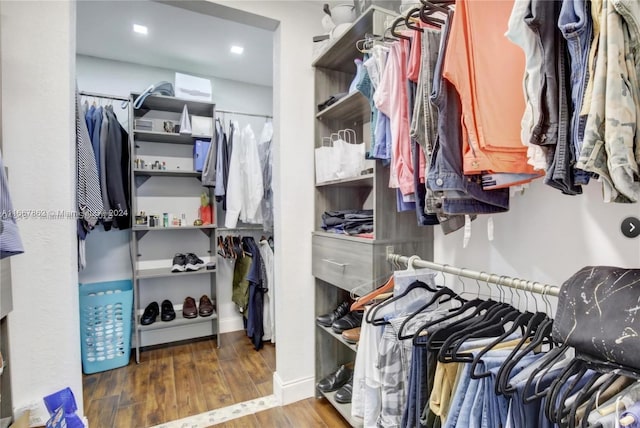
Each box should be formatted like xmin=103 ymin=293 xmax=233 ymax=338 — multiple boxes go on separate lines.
xmin=230 ymin=45 xmax=244 ymax=55
xmin=133 ymin=24 xmax=148 ymax=35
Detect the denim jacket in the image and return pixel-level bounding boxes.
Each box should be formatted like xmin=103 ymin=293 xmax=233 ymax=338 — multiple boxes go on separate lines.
xmin=577 ymin=0 xmax=640 ymax=202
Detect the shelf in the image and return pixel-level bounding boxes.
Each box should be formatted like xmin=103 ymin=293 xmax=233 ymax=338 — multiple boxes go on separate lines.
xmin=133 ymin=130 xmax=212 ymax=144
xmin=317 ymin=324 xmax=358 ymax=353
xmin=133 ymin=225 xmax=216 ymax=232
xmin=319 ymin=390 xmax=363 ymax=427
xmin=312 ymin=6 xmax=397 ymax=73
xmin=131 ymin=92 xmax=214 ymax=116
xmin=137 ymin=267 xmax=216 ymax=280
xmin=137 ymin=311 xmax=217 ymax=332
xmin=316 ymin=173 xmax=374 ymax=188
xmin=133 ymin=169 xmax=201 ymax=178
xmin=312 ymin=231 xmax=374 ymax=243
xmin=316 ymin=91 xmax=370 ymax=123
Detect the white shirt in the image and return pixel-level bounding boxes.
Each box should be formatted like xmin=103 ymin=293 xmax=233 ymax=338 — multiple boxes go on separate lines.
xmin=224 ymin=123 xmax=264 ymax=228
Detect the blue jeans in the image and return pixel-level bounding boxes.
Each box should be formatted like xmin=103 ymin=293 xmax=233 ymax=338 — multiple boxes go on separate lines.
xmin=403 ymin=339 xmax=429 ymax=428
xmin=558 ymin=0 xmax=593 ymax=186
xmin=427 ymin=11 xmax=510 ymax=215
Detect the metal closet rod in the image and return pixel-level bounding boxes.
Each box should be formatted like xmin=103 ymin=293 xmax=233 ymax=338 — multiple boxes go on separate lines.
xmin=387 ymin=253 xmax=560 ymax=297
xmin=79 ymin=90 xmax=130 ymax=102
xmin=216 ymin=109 xmax=272 ymax=119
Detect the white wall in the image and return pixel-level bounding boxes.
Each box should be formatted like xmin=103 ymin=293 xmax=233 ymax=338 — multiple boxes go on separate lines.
xmin=211 ymin=0 xmax=323 ymax=404
xmin=76 ymin=54 xmax=273 ymax=336
xmin=76 ymin=54 xmax=273 ymax=115
xmin=435 ymin=180 xmax=640 ymax=309
xmin=1 ymin=0 xmax=82 ymax=424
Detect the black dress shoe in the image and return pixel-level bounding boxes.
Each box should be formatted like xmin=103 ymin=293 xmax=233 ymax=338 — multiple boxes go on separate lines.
xmin=141 ymin=302 xmax=159 ymax=325
xmin=161 ymin=299 xmax=176 ymax=322
xmin=335 ymin=377 xmax=353 ymax=404
xmin=332 ymin=310 xmax=363 ymax=334
xmin=316 ymin=301 xmax=350 ymax=328
xmin=317 ymin=365 xmax=352 ymax=393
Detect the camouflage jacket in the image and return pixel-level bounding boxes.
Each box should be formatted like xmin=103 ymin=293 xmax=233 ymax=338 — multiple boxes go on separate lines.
xmin=577 ymin=0 xmax=640 ymax=202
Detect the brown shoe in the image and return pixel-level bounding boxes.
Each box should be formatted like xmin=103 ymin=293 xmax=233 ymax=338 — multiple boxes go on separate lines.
xmin=182 ymin=297 xmax=197 ymax=319
xmin=341 ymin=327 xmax=361 ymax=344
xmin=199 ymin=295 xmax=214 ymax=317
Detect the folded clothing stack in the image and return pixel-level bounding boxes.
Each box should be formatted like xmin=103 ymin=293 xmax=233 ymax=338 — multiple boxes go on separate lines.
xmin=321 ymin=209 xmax=373 ymax=235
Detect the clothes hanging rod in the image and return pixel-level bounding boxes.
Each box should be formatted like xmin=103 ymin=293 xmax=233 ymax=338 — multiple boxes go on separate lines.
xmin=216 ymin=109 xmax=272 ymax=119
xmin=79 ymin=91 xmax=130 ymax=102
xmin=387 ymin=253 xmax=560 ymax=297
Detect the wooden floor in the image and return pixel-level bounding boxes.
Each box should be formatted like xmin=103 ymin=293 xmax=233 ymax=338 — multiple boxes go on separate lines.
xmin=82 ymin=331 xmax=350 ymax=428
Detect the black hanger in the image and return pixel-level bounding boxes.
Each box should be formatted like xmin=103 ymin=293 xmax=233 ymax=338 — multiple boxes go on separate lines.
xmin=466 ymin=310 xmax=540 ymax=379
xmin=367 ymin=279 xmax=438 ymax=325
xmin=404 ymin=7 xmax=424 ymax=32
xmin=521 ymin=344 xmax=572 ymax=404
xmin=437 ymin=301 xmax=521 ymax=362
xmin=577 ymin=374 xmax=627 ymax=428
xmin=545 ymin=359 xmax=588 ymax=423
xmin=566 ymin=372 xmax=621 ymax=427
xmin=396 ymin=286 xmax=466 ymax=340
xmin=412 ymin=298 xmax=500 ymax=347
xmin=390 ymin=16 xmax=411 ymax=40
xmin=494 ymin=314 xmax=555 ymax=395
xmin=418 ymin=0 xmax=450 ymax=26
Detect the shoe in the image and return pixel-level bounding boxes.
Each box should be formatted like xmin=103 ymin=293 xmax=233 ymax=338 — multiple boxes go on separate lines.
xmin=160 ymin=299 xmax=176 ymax=322
xmin=140 ymin=302 xmax=159 ymax=325
xmin=332 ymin=310 xmax=363 ymax=334
xmin=185 ymin=253 xmax=205 ymax=271
xmin=199 ymin=295 xmax=214 ymax=317
xmin=183 ymin=296 xmax=198 ymax=319
xmin=316 ymin=301 xmax=350 ymax=328
xmin=335 ymin=377 xmax=353 ymax=404
xmin=171 ymin=253 xmax=187 ymax=272
xmin=341 ymin=327 xmax=361 ymax=344
xmin=317 ymin=365 xmax=352 ymax=393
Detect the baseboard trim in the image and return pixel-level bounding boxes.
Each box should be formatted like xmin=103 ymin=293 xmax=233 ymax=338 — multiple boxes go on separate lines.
xmin=272 ymin=371 xmax=315 ymax=405
xmin=218 ymin=316 xmax=244 ymax=333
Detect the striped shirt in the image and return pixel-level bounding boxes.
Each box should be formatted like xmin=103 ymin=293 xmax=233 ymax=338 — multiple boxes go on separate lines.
xmin=0 ymin=151 xmax=24 ymax=259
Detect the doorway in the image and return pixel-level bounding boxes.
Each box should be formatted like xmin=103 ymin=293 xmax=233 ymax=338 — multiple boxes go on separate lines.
xmin=76 ymin=1 xmax=276 ymax=426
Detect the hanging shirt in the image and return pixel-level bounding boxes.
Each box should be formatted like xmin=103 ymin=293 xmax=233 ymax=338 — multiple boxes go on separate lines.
xmin=259 ymin=238 xmax=275 ymax=343
xmin=375 ymin=39 xmax=416 ymax=195
xmin=258 ymin=121 xmax=273 ymax=231
xmin=443 ymin=0 xmax=540 ymax=178
xmin=214 ymin=119 xmax=229 ymax=204
xmin=76 ymin=91 xmax=103 ymax=231
xmin=0 ymin=151 xmax=24 ymax=259
xmin=224 ymin=123 xmax=264 ymax=228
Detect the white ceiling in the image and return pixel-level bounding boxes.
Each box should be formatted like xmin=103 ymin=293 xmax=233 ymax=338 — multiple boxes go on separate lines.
xmin=76 ymin=0 xmax=275 ymax=87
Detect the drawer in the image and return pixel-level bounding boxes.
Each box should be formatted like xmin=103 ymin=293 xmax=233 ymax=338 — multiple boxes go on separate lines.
xmin=312 ymin=234 xmax=375 ymax=292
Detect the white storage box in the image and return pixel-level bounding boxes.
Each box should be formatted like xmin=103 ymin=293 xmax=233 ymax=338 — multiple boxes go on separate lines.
xmin=175 ymin=72 xmax=212 ymax=102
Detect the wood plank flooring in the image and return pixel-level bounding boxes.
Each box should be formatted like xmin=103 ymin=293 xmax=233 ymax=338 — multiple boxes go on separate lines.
xmin=82 ymin=331 xmax=350 ymax=428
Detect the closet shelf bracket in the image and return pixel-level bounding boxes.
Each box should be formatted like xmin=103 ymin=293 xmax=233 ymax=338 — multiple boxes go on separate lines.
xmin=134 ymin=176 xmax=151 ymax=188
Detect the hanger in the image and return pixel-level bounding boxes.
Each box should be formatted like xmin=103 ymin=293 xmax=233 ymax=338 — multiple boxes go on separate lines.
xmin=390 ymin=16 xmax=411 ymax=40
xmin=396 ymin=283 xmax=467 ymax=340
xmin=366 ymin=280 xmax=438 ymax=325
xmin=404 ymin=7 xmax=424 ymax=32
xmin=351 ymin=275 xmax=394 ymax=311
xmin=566 ymin=372 xmax=626 ymax=427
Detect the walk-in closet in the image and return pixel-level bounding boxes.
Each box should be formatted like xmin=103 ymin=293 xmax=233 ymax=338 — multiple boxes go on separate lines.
xmin=1 ymin=0 xmax=640 ymax=427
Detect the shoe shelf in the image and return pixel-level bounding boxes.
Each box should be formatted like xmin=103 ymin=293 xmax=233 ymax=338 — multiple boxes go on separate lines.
xmin=317 ymin=325 xmax=357 ymax=353
xmin=316 ymin=91 xmax=369 ymax=123
xmin=133 ymin=225 xmax=216 ymax=231
xmin=137 ymin=311 xmax=218 ymax=332
xmin=136 ymin=267 xmax=216 ymax=280
xmin=318 ymin=389 xmax=363 ymax=428
xmin=315 ymin=173 xmax=374 ymax=188
xmin=130 ymin=91 xmax=219 ymax=363
xmin=133 ymin=130 xmax=212 ymax=145
xmin=133 ymin=168 xmax=202 ymax=178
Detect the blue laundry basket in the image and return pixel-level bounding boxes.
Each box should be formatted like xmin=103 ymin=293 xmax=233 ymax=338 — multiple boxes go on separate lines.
xmin=79 ymin=279 xmax=133 ymax=374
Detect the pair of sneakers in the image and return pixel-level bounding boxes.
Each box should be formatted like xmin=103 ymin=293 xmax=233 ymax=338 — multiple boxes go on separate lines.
xmin=171 ymin=253 xmax=205 ymax=272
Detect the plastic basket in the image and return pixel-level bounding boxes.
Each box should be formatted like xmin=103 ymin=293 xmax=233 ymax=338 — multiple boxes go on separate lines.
xmin=79 ymin=279 xmax=133 ymax=374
